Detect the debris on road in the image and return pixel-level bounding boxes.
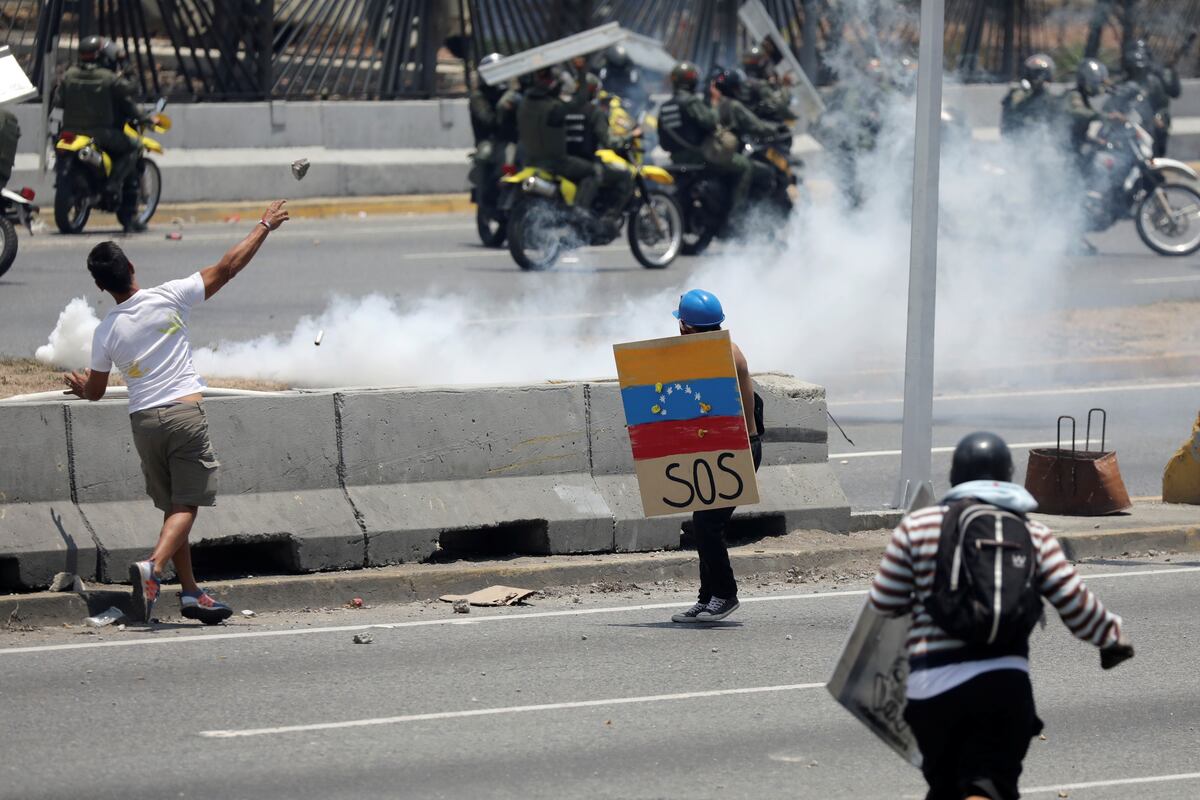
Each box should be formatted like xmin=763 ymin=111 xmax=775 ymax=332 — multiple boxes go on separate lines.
xmin=85 ymin=607 xmax=125 ymax=627
xmin=352 ymin=633 xmax=373 ymax=644
xmin=6 ymin=607 xmax=34 ymax=632
xmin=165 ymin=231 xmax=182 ymax=241
xmin=117 ymin=624 xmax=126 ymax=631
xmin=452 ymin=599 xmax=470 ymax=614
xmin=440 ymin=585 xmax=535 ymax=607
xmin=350 ymin=597 xmax=364 ymax=608
xmin=49 ymin=572 xmax=80 ymax=592
xmin=785 ymin=634 xmax=793 ymax=641
xmin=291 ymin=158 xmax=310 ymax=180
xmin=241 ymin=610 xmax=256 ymax=618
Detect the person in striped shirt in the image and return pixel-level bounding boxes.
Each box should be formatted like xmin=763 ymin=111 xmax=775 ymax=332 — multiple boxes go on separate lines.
xmin=869 ymin=432 xmax=1134 ymax=800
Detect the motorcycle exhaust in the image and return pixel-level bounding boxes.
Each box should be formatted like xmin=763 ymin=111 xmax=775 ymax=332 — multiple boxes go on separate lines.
xmin=77 ymin=145 xmax=104 ymax=169
xmin=521 ymin=176 xmax=559 ymax=198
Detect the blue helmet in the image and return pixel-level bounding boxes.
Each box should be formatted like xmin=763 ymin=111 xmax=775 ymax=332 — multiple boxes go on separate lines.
xmin=673 ymin=289 xmax=725 ymax=327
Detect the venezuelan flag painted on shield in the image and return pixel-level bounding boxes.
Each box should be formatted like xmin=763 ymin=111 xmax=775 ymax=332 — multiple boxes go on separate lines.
xmin=613 ymin=330 xmax=760 ymax=517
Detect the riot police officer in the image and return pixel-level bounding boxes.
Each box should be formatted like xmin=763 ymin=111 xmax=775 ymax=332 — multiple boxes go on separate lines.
xmin=516 ymin=66 xmax=601 ymax=219
xmin=598 ymin=45 xmax=647 ymax=116
xmin=565 ymin=76 xmax=635 ymax=228
xmin=1000 ymin=54 xmax=1060 ymax=137
xmin=469 ymin=54 xmax=520 ymax=176
xmin=57 ymin=35 xmax=148 ymax=227
xmin=710 ymin=68 xmax=783 ymax=219
xmin=1122 ymin=39 xmax=1181 ymax=156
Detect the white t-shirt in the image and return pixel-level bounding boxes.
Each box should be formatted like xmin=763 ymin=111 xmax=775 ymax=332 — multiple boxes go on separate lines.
xmin=906 ymin=655 xmax=1030 ymax=701
xmin=90 ymin=272 xmax=207 ymax=414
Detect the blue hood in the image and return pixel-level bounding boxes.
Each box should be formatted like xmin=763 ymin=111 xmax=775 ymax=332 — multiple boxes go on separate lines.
xmin=942 ymin=480 xmax=1039 ymax=514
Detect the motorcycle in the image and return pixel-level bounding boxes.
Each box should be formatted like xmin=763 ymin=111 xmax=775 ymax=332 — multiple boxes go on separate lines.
xmin=500 ymin=148 xmax=683 ymax=271
xmin=0 ymin=185 xmax=38 ymax=279
xmin=1083 ymin=105 xmax=1200 ymax=256
xmin=53 ymin=99 xmax=169 ymax=234
xmin=469 ymin=140 xmax=516 ymax=248
xmin=670 ymin=136 xmax=799 ymax=256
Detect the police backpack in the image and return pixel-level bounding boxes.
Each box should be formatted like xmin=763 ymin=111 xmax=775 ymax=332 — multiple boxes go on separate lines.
xmin=924 ymin=499 xmax=1044 ymax=648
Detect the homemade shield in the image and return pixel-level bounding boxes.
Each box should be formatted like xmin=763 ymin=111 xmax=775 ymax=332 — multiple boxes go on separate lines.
xmin=1025 ymin=409 xmax=1132 ymax=515
xmin=613 ymin=330 xmax=759 ymax=517
xmin=827 ymin=602 xmax=922 ymax=767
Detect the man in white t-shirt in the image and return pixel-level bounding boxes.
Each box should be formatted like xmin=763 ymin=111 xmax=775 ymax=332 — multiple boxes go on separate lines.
xmin=65 ymin=200 xmax=290 ymax=624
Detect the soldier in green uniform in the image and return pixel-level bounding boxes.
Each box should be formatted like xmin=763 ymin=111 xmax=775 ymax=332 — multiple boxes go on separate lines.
xmin=1122 ymin=39 xmax=1182 ymax=156
xmin=1061 ymin=58 xmax=1109 ymax=155
xmin=1000 ymin=54 xmax=1060 ymax=138
xmin=741 ymin=45 xmax=794 ymax=124
xmin=516 ymin=67 xmax=601 ymax=218
xmin=710 ymin=68 xmax=784 ymax=219
xmin=564 ymin=76 xmax=635 ymax=228
xmin=468 ymin=54 xmax=520 ymax=181
xmin=57 ymin=36 xmax=149 ymax=226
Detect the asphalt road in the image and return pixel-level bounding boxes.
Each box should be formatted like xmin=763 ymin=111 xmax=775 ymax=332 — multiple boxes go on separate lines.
xmin=1 ymin=558 xmax=1197 ymax=800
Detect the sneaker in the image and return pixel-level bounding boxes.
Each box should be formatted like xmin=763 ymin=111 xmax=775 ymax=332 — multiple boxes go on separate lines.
xmin=671 ymin=601 xmax=709 ymax=624
xmin=180 ymin=590 xmax=233 ymax=625
xmin=128 ymin=560 xmax=160 ymax=623
xmin=696 ymin=596 xmax=739 ymax=622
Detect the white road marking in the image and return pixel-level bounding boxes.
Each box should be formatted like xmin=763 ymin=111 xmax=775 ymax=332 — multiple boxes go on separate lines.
xmin=831 ymin=441 xmax=1056 ymax=460
xmin=1022 ymin=771 xmax=1200 ymax=795
xmin=198 ymin=682 xmax=828 ymax=738
xmin=2 ymin=566 xmax=1196 ymax=657
xmin=1126 ymin=274 xmax=1200 ymax=285
xmin=832 ymin=380 xmax=1200 ymax=407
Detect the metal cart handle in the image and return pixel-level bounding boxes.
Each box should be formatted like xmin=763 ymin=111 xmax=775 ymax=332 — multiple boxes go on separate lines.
xmin=1086 ymin=408 xmax=1107 ymax=453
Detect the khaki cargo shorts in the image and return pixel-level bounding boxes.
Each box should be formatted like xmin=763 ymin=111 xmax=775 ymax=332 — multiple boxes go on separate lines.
xmin=129 ymin=402 xmax=219 ymax=512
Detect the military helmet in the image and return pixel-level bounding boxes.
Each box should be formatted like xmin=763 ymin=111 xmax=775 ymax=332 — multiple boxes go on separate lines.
xmin=742 ymin=45 xmax=769 ymax=77
xmin=711 ymin=67 xmax=745 ymax=97
xmin=670 ymin=61 xmax=700 ymax=90
xmin=605 ymin=45 xmax=631 ymax=70
xmin=1020 ymin=53 xmax=1054 ymax=88
xmin=949 ymin=432 xmax=1014 ymax=486
xmin=1077 ymin=58 xmax=1109 ymax=97
xmin=79 ymin=35 xmax=116 ymax=63
xmin=532 ymin=66 xmax=559 ymax=90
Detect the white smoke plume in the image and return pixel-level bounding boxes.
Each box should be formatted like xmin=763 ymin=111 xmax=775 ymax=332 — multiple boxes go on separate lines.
xmin=34 ymin=297 xmax=100 ymax=369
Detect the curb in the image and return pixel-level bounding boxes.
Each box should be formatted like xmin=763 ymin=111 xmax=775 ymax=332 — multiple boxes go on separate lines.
xmin=156 ymin=193 xmax=474 ymax=224
xmin=4 ymin=522 xmax=1198 ymax=628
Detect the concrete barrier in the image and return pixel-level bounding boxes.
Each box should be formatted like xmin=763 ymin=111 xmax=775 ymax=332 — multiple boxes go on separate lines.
xmin=0 ymin=404 xmax=96 ymax=591
xmin=0 ymin=376 xmax=851 ymax=589
xmin=65 ymin=393 xmax=362 ymax=582
xmin=337 ymin=385 xmax=614 ymax=563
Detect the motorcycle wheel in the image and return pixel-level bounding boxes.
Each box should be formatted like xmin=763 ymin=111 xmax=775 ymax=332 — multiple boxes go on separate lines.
xmin=508 ymin=199 xmax=562 ymax=271
xmin=54 ymin=163 xmax=92 ymax=234
xmin=1136 ymin=183 xmax=1200 ymax=256
xmin=476 ymin=204 xmax=507 ymax=248
xmin=0 ymin=216 xmax=17 ymax=279
xmin=628 ymin=191 xmax=683 ymax=269
xmin=681 ymin=224 xmax=715 ymax=256
xmin=117 ymin=159 xmax=161 ymax=232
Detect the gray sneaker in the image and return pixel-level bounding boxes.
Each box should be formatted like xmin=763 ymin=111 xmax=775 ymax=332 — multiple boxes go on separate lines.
xmin=696 ymin=597 xmax=739 ymax=622
xmin=671 ymin=601 xmax=709 ymax=623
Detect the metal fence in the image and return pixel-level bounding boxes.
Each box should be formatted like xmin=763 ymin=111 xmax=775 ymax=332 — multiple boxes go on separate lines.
xmin=4 ymin=0 xmax=1200 ymax=102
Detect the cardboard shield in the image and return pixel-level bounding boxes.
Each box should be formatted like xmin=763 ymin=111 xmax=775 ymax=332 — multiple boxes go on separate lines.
xmin=826 ymin=602 xmax=922 ymax=768
xmin=613 ymin=330 xmax=760 ymax=517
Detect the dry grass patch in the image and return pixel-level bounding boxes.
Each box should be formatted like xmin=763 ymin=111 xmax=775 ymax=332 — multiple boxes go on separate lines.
xmin=0 ymin=358 xmax=289 ymax=399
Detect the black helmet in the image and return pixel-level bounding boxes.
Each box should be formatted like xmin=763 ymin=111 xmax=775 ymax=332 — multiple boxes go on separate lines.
xmin=79 ymin=35 xmax=119 ymax=65
xmin=1077 ymin=58 xmax=1108 ymax=97
xmin=605 ymin=45 xmax=630 ymax=70
xmin=1020 ymin=53 xmax=1054 ymax=89
xmin=711 ymin=67 xmax=744 ymax=98
xmin=532 ymin=66 xmax=559 ymax=90
xmin=742 ymin=45 xmax=769 ymax=77
xmin=1123 ymin=39 xmax=1150 ymax=72
xmin=949 ymin=432 xmax=1014 ymax=486
xmin=670 ymin=61 xmax=700 ymax=91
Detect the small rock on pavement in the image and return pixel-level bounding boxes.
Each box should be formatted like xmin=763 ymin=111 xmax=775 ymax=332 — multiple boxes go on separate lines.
xmin=1058 ymin=792 xmax=1069 ymax=798
xmin=85 ymin=607 xmax=125 ymax=627
xmin=241 ymin=609 xmax=256 ymax=618
xmin=785 ymin=634 xmax=793 ymax=641
xmin=352 ymin=633 xmax=373 ymax=645
xmin=352 ymin=597 xmax=364 ymax=608
xmin=49 ymin=572 xmax=76 ymax=592
xmin=165 ymin=231 xmax=182 ymax=241
xmin=452 ymin=599 xmax=470 ymax=614
xmin=711 ymin=647 xmax=719 ymax=653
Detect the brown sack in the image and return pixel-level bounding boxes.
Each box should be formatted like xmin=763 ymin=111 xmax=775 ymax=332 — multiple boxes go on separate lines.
xmin=1025 ymin=411 xmax=1131 ymax=516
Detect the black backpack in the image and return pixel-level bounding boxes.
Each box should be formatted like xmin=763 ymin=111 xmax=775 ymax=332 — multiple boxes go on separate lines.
xmin=924 ymin=500 xmax=1044 ymax=648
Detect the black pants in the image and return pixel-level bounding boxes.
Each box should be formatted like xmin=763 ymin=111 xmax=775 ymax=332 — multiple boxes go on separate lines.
xmin=904 ymin=669 xmax=1043 ymax=800
xmin=693 ymin=435 xmax=762 ymax=603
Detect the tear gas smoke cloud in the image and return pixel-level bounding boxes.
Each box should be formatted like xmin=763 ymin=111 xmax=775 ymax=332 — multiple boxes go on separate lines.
xmin=35 ymin=12 xmax=1084 ymax=391
xmin=35 ymin=297 xmax=101 ymax=369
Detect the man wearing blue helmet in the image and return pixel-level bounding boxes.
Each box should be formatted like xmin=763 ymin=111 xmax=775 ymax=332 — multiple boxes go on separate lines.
xmin=670 ymin=289 xmax=762 ymax=623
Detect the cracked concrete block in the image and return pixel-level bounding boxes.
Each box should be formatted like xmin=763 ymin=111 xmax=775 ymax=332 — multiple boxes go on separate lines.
xmin=68 ymin=394 xmax=361 ymax=580
xmin=339 ymin=385 xmax=613 ymax=561
xmin=0 ymin=404 xmax=96 ymax=590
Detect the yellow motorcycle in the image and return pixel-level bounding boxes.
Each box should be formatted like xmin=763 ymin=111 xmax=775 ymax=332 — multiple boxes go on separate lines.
xmin=54 ymin=100 xmax=170 ymax=233
xmin=500 ymin=148 xmax=682 ymax=271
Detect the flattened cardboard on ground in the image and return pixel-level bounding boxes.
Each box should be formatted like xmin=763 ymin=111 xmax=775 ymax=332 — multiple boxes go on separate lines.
xmin=826 ymin=602 xmax=921 ymax=768
xmin=439 ymin=585 xmax=536 ymax=607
